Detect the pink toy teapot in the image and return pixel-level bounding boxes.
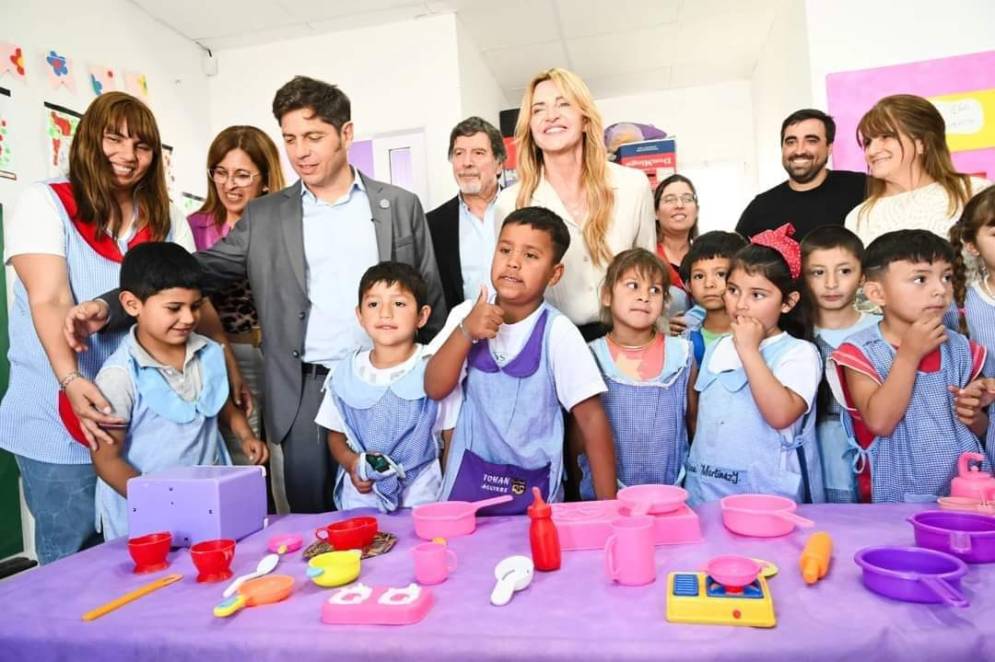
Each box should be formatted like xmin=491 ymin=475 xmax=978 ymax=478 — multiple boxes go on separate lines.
xmin=950 ymin=453 xmax=995 ymax=501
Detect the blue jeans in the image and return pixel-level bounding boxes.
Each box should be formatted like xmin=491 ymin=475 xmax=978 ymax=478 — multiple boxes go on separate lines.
xmin=14 ymin=455 xmax=101 ymax=564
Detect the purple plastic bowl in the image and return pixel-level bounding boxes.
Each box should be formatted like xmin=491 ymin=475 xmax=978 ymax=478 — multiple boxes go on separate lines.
xmin=853 ymin=546 xmax=969 ymax=608
xmin=908 ymin=510 xmax=995 ymax=563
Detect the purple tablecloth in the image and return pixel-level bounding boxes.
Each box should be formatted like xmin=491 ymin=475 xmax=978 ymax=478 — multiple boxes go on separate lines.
xmin=1 ymin=502 xmax=993 ymax=661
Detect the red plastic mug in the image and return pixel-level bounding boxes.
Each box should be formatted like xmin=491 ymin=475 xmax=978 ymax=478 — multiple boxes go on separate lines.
xmin=128 ymin=531 xmax=172 ymax=574
xmin=315 ymin=517 xmax=378 ymax=550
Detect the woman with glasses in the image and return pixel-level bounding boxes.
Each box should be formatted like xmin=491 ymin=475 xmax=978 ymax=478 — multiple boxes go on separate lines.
xmin=653 ymin=174 xmax=700 ymax=333
xmin=495 ymin=68 xmax=656 ymax=341
xmin=187 ymin=126 xmax=287 ymax=509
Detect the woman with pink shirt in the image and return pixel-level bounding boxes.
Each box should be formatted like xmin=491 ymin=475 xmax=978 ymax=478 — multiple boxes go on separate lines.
xmin=188 ymin=126 xmax=286 ymax=507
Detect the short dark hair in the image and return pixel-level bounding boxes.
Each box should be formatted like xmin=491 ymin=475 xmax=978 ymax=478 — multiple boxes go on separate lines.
xmin=679 ymin=231 xmax=747 ymax=282
xmin=447 ymin=116 xmax=506 ymax=162
xmin=357 ymin=261 xmax=429 ymax=309
xmin=272 ymin=76 xmax=350 ymax=130
xmin=781 ymin=108 xmax=836 ymax=145
xmin=801 ymin=225 xmax=866 ymax=264
xmin=120 ymin=242 xmax=202 ymax=301
xmin=863 ymin=229 xmax=956 ymax=280
xmin=501 ymin=206 xmax=571 ymax=263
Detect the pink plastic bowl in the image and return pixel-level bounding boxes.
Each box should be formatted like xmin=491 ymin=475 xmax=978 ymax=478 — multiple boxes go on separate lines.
xmin=705 ymin=555 xmax=761 ymax=588
xmin=617 ymin=484 xmax=688 ymax=515
xmin=720 ymin=494 xmax=814 ymax=538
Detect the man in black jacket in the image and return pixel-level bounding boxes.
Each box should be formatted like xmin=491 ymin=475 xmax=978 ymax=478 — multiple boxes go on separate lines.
xmin=427 ymin=117 xmax=505 ymax=310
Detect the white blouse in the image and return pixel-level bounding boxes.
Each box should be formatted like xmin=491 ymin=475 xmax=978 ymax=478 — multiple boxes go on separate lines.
xmin=495 ymin=161 xmax=656 ymax=326
xmin=844 ymin=176 xmax=991 ymax=246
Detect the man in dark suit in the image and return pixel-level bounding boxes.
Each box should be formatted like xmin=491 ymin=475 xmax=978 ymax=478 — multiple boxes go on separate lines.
xmin=64 ymin=77 xmax=445 ymax=513
xmin=426 ymin=117 xmax=505 ymax=310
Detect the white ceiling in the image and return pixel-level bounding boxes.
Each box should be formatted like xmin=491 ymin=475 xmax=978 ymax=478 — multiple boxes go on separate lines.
xmin=130 ymin=0 xmax=786 ymax=100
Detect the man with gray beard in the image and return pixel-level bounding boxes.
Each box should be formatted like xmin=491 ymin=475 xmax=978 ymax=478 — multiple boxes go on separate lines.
xmin=427 ymin=117 xmax=506 ymax=310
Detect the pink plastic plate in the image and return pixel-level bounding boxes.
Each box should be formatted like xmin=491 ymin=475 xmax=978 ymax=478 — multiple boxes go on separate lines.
xmin=705 ymin=555 xmax=761 ymax=588
xmin=617 ymin=484 xmax=688 ymax=515
xmin=267 ymin=534 xmax=303 ymax=554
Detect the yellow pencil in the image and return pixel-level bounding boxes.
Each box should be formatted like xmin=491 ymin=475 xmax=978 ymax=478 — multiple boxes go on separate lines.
xmin=82 ymin=573 xmax=183 ymax=621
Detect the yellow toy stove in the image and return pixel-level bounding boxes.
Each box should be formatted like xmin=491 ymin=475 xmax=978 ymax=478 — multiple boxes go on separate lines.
xmin=665 ymin=571 xmax=776 ymax=628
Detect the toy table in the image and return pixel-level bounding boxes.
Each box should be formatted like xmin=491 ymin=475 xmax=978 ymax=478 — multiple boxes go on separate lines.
xmin=2 ymin=503 xmax=995 ymax=661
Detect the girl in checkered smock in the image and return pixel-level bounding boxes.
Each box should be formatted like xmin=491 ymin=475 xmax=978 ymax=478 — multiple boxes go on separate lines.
xmin=684 ymin=224 xmax=824 ymax=505
xmin=951 ymin=186 xmax=995 ymax=379
xmin=827 ymin=230 xmax=989 ymax=503
xmin=579 ymin=249 xmax=697 ymax=499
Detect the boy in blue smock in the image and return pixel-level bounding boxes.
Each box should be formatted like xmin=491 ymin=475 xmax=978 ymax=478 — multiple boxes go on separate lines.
xmin=801 ymin=226 xmax=879 ymax=503
xmin=315 ymin=262 xmax=460 ymax=512
xmin=425 ymin=207 xmax=618 ymax=513
xmin=91 ymin=243 xmax=267 ymax=539
xmin=827 ymin=230 xmax=988 ymax=502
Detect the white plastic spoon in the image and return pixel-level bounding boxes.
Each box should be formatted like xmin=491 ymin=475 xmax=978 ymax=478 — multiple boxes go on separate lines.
xmin=223 ymin=553 xmax=280 ymax=598
xmin=490 ymin=555 xmax=534 ymax=607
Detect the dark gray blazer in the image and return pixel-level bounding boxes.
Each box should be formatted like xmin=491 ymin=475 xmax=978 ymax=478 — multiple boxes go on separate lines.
xmin=105 ymin=173 xmax=445 ymax=445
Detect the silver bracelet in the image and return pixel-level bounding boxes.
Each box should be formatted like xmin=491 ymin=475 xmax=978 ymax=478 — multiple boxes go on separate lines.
xmin=59 ymin=370 xmax=82 ymax=391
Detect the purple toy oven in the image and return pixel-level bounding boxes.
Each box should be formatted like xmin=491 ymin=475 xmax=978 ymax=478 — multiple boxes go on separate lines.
xmin=127 ymin=466 xmax=267 ymax=547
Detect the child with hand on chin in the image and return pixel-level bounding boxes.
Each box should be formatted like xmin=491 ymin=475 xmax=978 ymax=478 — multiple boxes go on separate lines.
xmin=426 ymin=207 xmax=617 ymax=513
xmin=828 ymin=230 xmax=989 ymax=503
xmin=684 ymin=224 xmax=824 ymax=505
xmin=91 ymin=243 xmax=266 ymax=539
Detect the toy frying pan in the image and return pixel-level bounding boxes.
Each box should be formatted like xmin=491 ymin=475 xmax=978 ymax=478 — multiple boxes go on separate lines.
xmin=213 ymin=575 xmax=294 ymax=618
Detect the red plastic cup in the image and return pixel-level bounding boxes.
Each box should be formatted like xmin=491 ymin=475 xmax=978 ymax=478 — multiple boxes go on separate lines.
xmin=190 ymin=539 xmax=236 ymax=583
xmin=316 ymin=516 xmax=378 ymax=550
xmin=128 ymin=531 xmax=172 ymax=574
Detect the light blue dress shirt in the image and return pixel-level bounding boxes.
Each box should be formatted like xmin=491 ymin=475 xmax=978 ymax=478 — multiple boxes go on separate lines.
xmin=457 ymin=195 xmax=497 ymax=302
xmin=301 ymin=171 xmax=378 ymax=365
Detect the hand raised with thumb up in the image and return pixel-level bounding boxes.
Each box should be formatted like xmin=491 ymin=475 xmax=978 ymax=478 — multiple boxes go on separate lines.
xmin=461 ymin=285 xmax=505 ymax=342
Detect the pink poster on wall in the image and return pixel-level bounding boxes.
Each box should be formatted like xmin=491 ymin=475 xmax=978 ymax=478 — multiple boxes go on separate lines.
xmin=826 ymin=51 xmax=995 ymax=179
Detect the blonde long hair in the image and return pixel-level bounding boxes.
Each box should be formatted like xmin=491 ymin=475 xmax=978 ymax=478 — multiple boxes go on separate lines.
xmin=197 ymin=126 xmax=285 ymax=227
xmin=514 ymin=68 xmax=615 ymax=265
xmin=69 ymin=92 xmax=171 ymax=240
xmin=856 ymin=94 xmax=975 ymax=225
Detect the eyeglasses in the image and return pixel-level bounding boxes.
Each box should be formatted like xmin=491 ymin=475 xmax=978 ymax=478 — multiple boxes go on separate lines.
xmin=209 ymin=167 xmax=261 ymax=188
xmin=660 ymin=193 xmax=697 ymax=205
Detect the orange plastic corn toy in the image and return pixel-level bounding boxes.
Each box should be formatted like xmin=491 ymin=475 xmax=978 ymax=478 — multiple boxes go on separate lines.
xmin=799 ymin=531 xmax=833 ymax=585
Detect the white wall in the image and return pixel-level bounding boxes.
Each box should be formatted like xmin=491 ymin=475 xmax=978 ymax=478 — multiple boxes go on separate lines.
xmin=455 ymin=20 xmax=509 ymax=132
xmin=750 ymin=0 xmax=812 ymax=191
xmin=0 ymin=0 xmax=211 ymax=213
xmin=805 ymin=0 xmax=995 ymax=110
xmin=207 ymin=13 xmax=464 ymax=210
xmin=0 ymin=0 xmax=211 ymax=561
xmin=596 ymin=81 xmax=756 ymax=233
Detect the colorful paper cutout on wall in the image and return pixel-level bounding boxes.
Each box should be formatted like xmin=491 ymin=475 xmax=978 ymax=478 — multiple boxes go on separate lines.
xmin=162 ymin=143 xmax=175 ymax=197
xmin=826 ymin=50 xmax=995 ymax=180
xmin=0 ymin=87 xmax=15 ymax=180
xmin=44 ymin=50 xmax=76 ymax=93
xmin=124 ymin=71 xmax=148 ymax=99
xmin=44 ymin=102 xmax=82 ymax=177
xmin=88 ymin=65 xmax=117 ymax=96
xmin=0 ymin=43 xmax=26 ymax=81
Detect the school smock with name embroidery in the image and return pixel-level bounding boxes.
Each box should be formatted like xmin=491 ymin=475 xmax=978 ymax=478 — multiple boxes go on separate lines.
xmin=684 ymin=332 xmax=823 ymax=505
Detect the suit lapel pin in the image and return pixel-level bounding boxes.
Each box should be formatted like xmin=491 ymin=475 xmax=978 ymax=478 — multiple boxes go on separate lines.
xmin=379 ymin=199 xmax=390 ymax=209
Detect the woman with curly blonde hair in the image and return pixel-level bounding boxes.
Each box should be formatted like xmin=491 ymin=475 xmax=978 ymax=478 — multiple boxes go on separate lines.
xmin=495 ymin=68 xmax=656 ymax=340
